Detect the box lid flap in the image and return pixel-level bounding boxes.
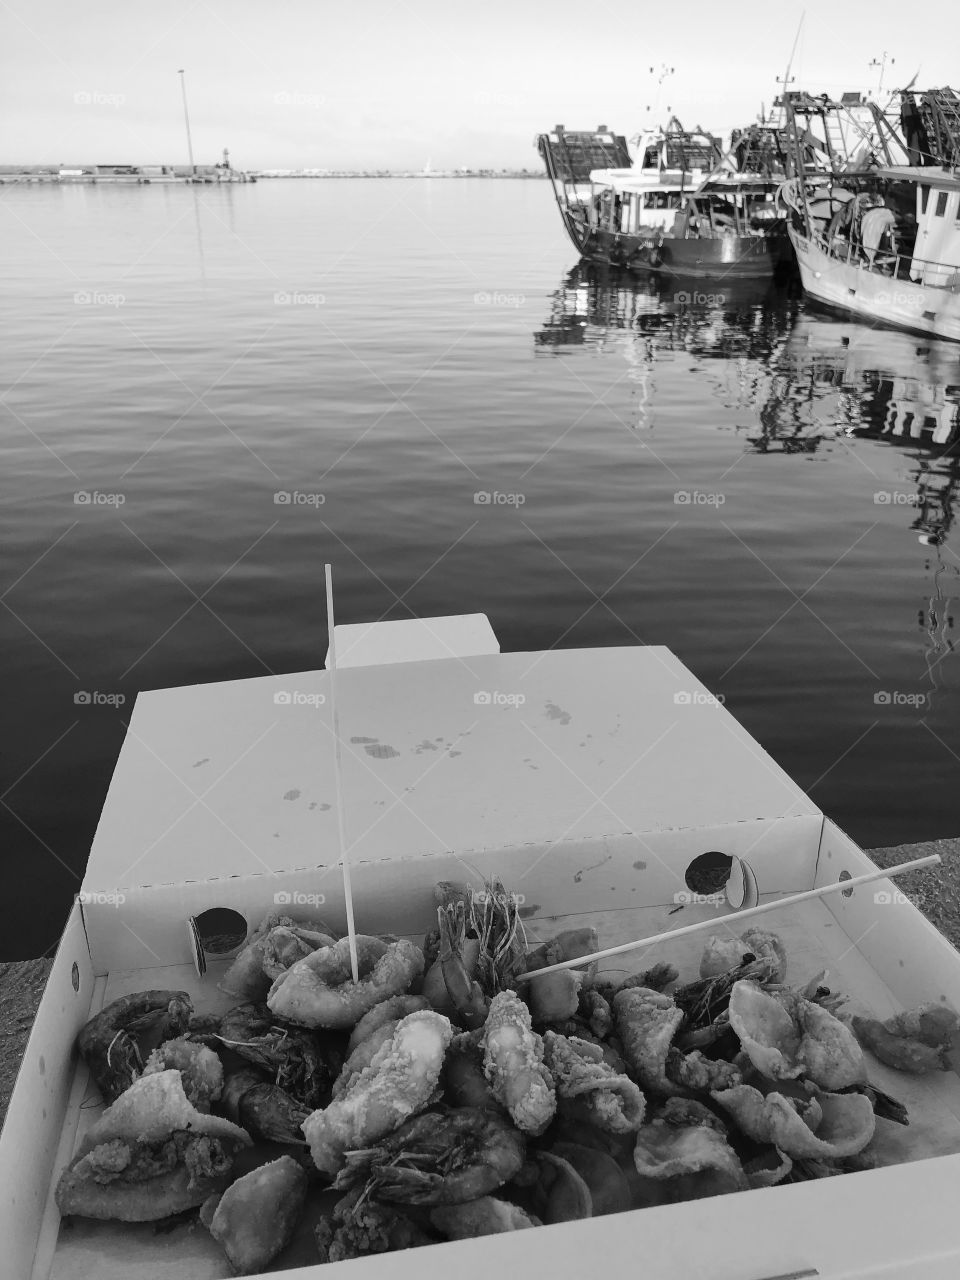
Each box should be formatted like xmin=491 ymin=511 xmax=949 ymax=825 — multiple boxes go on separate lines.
xmin=83 ymin=645 xmax=817 ymax=891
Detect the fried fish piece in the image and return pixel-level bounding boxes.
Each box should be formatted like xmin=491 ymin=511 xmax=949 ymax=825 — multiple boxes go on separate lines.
xmin=201 ymin=1155 xmax=307 ymax=1275
xmin=480 ymin=991 xmax=556 ymax=1135
xmin=303 ymin=1010 xmax=453 ymax=1175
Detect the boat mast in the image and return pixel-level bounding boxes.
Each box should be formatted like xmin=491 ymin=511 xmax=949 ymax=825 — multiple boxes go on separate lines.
xmin=868 ymin=51 xmax=895 ymax=97
xmin=778 ymin=11 xmax=805 ymax=100
xmin=178 ymin=69 xmax=196 ymax=176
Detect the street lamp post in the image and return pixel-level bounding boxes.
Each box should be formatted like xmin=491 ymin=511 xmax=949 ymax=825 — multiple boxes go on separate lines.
xmin=178 ymin=69 xmax=196 ymax=176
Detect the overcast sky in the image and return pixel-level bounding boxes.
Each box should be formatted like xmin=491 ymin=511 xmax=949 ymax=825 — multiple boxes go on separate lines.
xmin=2 ymin=0 xmax=958 ymax=168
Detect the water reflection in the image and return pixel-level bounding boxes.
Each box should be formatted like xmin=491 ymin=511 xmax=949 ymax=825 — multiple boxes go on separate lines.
xmin=536 ymin=263 xmax=800 ymax=432
xmin=774 ymin=317 xmax=960 ymax=546
xmin=537 ymin=265 xmax=960 ymax=545
xmin=537 ymin=265 xmax=959 ymax=700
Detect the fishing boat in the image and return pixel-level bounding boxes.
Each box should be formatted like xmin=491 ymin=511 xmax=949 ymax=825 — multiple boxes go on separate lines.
xmin=536 ymin=118 xmax=792 ymax=279
xmin=779 ymin=88 xmax=960 ymax=341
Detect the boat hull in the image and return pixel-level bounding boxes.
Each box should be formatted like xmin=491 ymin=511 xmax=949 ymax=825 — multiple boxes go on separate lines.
xmin=788 ymin=227 xmax=960 ymax=343
xmin=574 ymin=221 xmax=788 ymax=279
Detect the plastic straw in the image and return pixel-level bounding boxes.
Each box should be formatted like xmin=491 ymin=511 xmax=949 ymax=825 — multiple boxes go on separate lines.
xmin=517 ymin=853 xmax=940 ymax=981
xmin=325 ymin=564 xmax=359 ymax=983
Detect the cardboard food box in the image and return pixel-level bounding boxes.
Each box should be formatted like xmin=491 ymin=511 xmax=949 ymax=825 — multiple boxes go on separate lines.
xmin=4 ymin=638 xmax=960 ymax=1279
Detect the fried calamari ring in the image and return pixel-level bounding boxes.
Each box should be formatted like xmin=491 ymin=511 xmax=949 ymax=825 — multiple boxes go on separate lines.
xmin=267 ymin=936 xmax=424 ymax=1030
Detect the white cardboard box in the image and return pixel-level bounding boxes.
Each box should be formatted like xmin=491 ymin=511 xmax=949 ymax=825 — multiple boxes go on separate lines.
xmin=4 ymin=644 xmax=960 ymax=1280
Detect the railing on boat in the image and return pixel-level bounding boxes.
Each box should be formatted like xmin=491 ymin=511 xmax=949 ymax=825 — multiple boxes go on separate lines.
xmin=803 ymin=228 xmax=960 ymax=291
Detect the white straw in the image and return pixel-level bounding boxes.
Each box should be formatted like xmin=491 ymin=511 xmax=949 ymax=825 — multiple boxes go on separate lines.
xmin=517 ymin=853 xmax=940 ymax=981
xmin=325 ymin=564 xmax=359 ymax=983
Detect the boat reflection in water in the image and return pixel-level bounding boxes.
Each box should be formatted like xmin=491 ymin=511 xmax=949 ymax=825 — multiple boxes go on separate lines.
xmin=765 ymin=315 xmax=960 ymax=693
xmin=535 ymin=262 xmax=799 ymax=430
xmin=536 ymin=267 xmax=958 ymax=686
xmin=764 ymin=315 xmax=960 ymax=544
xmin=537 ymin=266 xmax=958 ymax=542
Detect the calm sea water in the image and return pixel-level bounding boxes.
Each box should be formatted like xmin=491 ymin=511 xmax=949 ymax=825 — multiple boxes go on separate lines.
xmin=1 ymin=178 xmax=958 ymax=960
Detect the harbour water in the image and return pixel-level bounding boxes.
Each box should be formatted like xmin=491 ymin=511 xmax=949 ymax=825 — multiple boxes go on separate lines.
xmin=1 ymin=178 xmax=958 ymax=959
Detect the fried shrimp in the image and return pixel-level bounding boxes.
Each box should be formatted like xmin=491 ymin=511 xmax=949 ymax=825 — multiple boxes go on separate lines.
xmin=302 ymin=1010 xmax=453 ymax=1175
xmin=335 ymin=1107 xmax=525 ymax=1205
xmin=78 ymin=990 xmax=193 ymax=1103
xmin=480 ymin=991 xmax=556 ymax=1135
xmin=267 ymin=936 xmax=424 ymax=1030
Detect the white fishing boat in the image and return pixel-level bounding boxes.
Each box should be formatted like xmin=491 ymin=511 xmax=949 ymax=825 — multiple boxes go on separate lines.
xmin=779 ymin=89 xmax=960 ymax=341
xmin=3 ymin=609 xmax=960 ymax=1278
xmin=537 ymin=119 xmax=792 ymax=278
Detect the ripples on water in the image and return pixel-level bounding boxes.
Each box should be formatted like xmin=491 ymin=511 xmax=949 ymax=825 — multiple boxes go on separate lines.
xmin=1 ymin=179 xmax=958 ymax=958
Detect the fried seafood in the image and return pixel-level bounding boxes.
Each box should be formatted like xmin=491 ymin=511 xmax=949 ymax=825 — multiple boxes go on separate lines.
xmin=542 ymin=1032 xmax=646 ymax=1133
xmin=55 ymin=1070 xmax=251 ymax=1221
xmin=201 ymin=1154 xmax=307 ymax=1275
xmin=665 ymin=1048 xmax=741 ymax=1093
xmin=526 ymin=968 xmax=583 ymax=1025
xmin=886 ymin=1002 xmax=960 ymax=1046
xmin=851 ymin=1004 xmax=960 ymax=1073
xmin=216 ymin=1003 xmax=338 ymax=1110
xmin=613 ymin=987 xmax=684 ymax=1096
xmin=422 ymin=929 xmax=482 ymax=1020
xmin=550 ymin=1141 xmax=631 ymax=1216
xmin=335 ymin=1107 xmax=525 ymax=1204
xmin=222 ymin=1068 xmax=311 ymax=1144
xmin=302 ymin=1009 xmax=453 ymax=1175
xmin=524 ymin=928 xmax=599 ymax=1025
xmin=699 ymin=928 xmax=786 ymax=982
xmin=672 ymin=958 xmax=772 ymax=1031
xmin=316 ymin=1189 xmax=434 ymax=1262
xmin=711 ymin=1084 xmax=876 ymax=1160
xmin=729 ymin=981 xmax=864 ymax=1089
xmin=221 ymin=912 xmax=337 ymax=1001
xmin=430 ymin=1196 xmax=539 ymax=1239
xmin=347 ymin=995 xmax=430 ymax=1055
xmin=526 ymin=1150 xmax=593 ymax=1222
xmin=78 ymin=990 xmax=193 ymax=1103
xmin=444 ymin=1032 xmax=502 ymax=1111
xmin=480 ymin=991 xmax=556 ymax=1135
xmin=143 ymin=1037 xmax=223 ymax=1109
xmin=743 ymin=1146 xmax=793 ymax=1188
xmin=260 ymin=923 xmax=338 ymax=982
xmin=632 ymin=1119 xmax=747 ymax=1194
xmin=578 ymin=987 xmax=613 ymax=1038
xmin=267 ymin=936 xmax=424 ymax=1031
xmin=332 ymin=1021 xmax=402 ymax=1097
xmin=469 ymin=879 xmax=528 ymax=995
xmin=619 ymin=962 xmax=679 ymax=993
xmin=437 ymin=900 xmax=491 ymax=1029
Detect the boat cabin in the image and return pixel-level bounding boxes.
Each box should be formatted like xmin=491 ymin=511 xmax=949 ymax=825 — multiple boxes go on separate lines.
xmin=895 ymin=168 xmax=960 ymax=287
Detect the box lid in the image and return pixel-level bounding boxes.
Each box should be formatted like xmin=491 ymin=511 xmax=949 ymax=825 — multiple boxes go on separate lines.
xmin=82 ymin=645 xmax=817 ymax=892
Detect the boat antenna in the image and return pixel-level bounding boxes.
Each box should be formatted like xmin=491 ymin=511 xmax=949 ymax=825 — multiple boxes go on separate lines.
xmin=868 ymin=51 xmax=895 ymax=97
xmin=178 ymin=69 xmax=196 ymax=176
xmin=647 ymin=63 xmax=675 ymax=123
xmin=777 ymin=12 xmax=805 ymax=95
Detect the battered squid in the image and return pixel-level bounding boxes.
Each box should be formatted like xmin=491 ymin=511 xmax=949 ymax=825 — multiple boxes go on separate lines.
xmin=267 ymin=936 xmax=424 ymax=1030
xmin=302 ymin=1009 xmax=453 ymax=1176
xmin=542 ymin=1032 xmax=645 ymax=1133
xmin=480 ymin=991 xmax=556 ymax=1135
xmin=613 ymin=987 xmax=685 ymax=1096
